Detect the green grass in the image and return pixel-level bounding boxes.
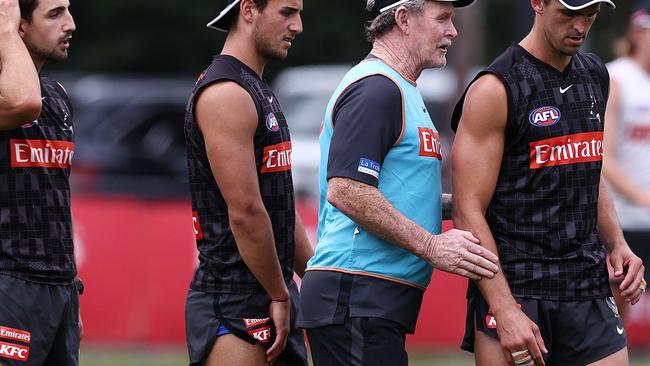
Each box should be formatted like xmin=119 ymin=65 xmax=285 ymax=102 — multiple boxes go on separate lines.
xmin=80 ymin=348 xmax=650 ymax=366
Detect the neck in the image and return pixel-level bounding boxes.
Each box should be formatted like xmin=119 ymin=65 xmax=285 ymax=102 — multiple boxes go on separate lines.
xmin=520 ymin=28 xmax=572 ymax=72
xmin=371 ymin=36 xmax=421 ymax=82
xmin=221 ymin=30 xmax=266 ymax=77
xmin=30 ymin=53 xmax=44 ymax=74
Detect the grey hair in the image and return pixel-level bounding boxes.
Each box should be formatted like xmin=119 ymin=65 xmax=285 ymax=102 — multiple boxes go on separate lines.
xmin=365 ymin=0 xmax=426 ymax=43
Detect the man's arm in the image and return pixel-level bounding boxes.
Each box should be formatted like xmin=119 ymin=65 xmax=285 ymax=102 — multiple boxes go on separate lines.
xmin=195 ymin=81 xmax=288 ymax=363
xmin=597 ymin=177 xmax=645 ymax=305
xmin=328 ymin=178 xmax=499 ymax=280
xmin=602 ymin=78 xmax=650 ymax=212
xmin=0 ymin=0 xmax=41 ymax=130
xmin=452 ymin=74 xmax=546 ymax=365
xmin=293 ymin=212 xmax=313 ymax=279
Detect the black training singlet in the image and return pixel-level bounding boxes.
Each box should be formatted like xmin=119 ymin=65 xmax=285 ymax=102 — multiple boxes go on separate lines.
xmin=452 ymin=44 xmax=611 ymax=301
xmin=185 ymin=55 xmax=295 ymax=294
xmin=0 ymin=77 xmax=76 ymax=285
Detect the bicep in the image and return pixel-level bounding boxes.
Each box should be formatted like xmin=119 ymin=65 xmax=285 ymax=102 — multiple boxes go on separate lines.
xmin=195 ymin=82 xmax=261 ymax=208
xmin=452 ymin=75 xmax=507 ymax=213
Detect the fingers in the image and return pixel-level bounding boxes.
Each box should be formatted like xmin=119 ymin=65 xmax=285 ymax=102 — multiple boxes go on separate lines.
xmin=619 ymin=261 xmax=644 ymax=293
xmin=630 ymin=278 xmax=647 ymax=306
xmin=465 ymin=245 xmax=499 ymax=271
xmin=456 ymin=259 xmax=497 ymax=279
xmin=457 ymin=229 xmax=480 ymax=244
xmin=452 ymin=268 xmax=482 ymax=281
xmin=266 ymin=328 xmax=288 ymax=364
xmin=461 ymin=233 xmax=499 ymax=263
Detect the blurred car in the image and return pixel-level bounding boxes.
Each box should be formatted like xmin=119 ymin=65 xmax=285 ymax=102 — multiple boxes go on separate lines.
xmin=273 ymin=64 xmax=463 ymax=202
xmin=62 ymin=74 xmax=192 ymax=199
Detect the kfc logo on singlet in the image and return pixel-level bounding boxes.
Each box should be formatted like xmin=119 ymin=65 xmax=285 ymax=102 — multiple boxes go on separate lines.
xmin=529 ymin=106 xmax=562 ymax=127
xmin=0 ymin=341 xmax=29 ymax=362
xmin=243 ymin=317 xmax=270 ymax=329
xmin=529 ymin=132 xmax=603 ymax=169
xmin=0 ymin=327 xmax=31 ymax=344
xmin=10 ymin=139 xmax=74 ymax=169
xmin=261 ymin=141 xmax=291 ymax=173
xmin=418 ymin=127 xmax=442 ymax=159
xmin=248 ymin=326 xmax=272 ymax=343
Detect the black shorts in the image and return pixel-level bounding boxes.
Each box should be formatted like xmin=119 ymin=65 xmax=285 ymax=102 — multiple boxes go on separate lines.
xmin=0 ymin=274 xmax=80 ymax=366
xmin=185 ymin=282 xmax=307 ymax=366
xmin=462 ymin=294 xmax=627 ymax=366
xmin=306 ymin=314 xmax=408 ymax=366
xmin=624 ymin=230 xmax=650 ymax=281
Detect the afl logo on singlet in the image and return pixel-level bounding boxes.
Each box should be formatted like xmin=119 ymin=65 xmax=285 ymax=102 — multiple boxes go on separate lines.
xmin=266 ymin=113 xmax=280 ymax=131
xmin=529 ymin=106 xmax=561 ymax=127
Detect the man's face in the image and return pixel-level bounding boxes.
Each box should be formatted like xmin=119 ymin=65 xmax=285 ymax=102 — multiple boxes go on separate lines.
xmin=410 ymin=1 xmax=458 ymax=70
xmin=20 ymin=0 xmax=76 ymax=65
xmin=252 ymin=0 xmax=303 ymax=60
xmin=541 ymin=0 xmax=600 ymax=56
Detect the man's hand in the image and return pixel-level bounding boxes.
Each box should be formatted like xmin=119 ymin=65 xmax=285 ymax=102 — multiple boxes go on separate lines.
xmin=494 ymin=307 xmax=547 ymax=366
xmin=0 ymin=0 xmax=20 ymax=34
xmin=423 ymin=229 xmax=499 ymax=280
xmin=266 ymin=298 xmax=290 ymax=364
xmin=608 ymin=247 xmax=645 ymax=305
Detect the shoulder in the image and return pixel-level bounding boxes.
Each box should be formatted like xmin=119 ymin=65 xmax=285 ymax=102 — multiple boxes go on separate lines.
xmin=459 ymin=73 xmax=508 ymax=132
xmin=345 ymin=74 xmax=402 ymax=103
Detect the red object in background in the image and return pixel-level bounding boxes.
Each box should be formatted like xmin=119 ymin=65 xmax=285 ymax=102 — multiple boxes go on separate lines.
xmin=73 ymin=198 xmax=650 ymax=349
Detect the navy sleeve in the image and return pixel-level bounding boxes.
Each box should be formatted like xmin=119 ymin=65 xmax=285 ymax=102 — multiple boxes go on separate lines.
xmin=327 ymin=75 xmax=403 ymax=187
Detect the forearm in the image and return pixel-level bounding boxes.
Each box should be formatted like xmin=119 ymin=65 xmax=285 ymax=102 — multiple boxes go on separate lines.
xmin=0 ymin=30 xmax=41 ymax=128
xmin=328 ymin=177 xmax=434 ymax=260
xmin=597 ymin=178 xmax=627 ymax=252
xmin=292 ymin=213 xmax=313 ymax=278
xmin=230 ymin=208 xmax=289 ymax=301
xmin=453 ymin=209 xmax=517 ymax=313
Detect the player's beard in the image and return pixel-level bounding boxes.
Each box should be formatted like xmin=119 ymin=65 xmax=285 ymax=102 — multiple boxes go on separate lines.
xmin=26 ymin=38 xmax=71 ymax=63
xmin=252 ymin=24 xmax=287 ymax=61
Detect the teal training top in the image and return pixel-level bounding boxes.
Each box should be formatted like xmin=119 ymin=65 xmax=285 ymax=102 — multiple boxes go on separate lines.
xmin=307 ymin=59 xmax=443 ymax=289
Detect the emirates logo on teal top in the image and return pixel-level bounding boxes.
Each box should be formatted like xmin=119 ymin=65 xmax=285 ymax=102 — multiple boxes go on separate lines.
xmin=266 ymin=113 xmax=279 ymax=131
xmin=529 ymin=106 xmax=561 ymax=127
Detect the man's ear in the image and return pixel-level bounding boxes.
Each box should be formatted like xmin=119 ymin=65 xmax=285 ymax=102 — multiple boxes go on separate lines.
xmin=394 ymin=6 xmax=410 ymax=34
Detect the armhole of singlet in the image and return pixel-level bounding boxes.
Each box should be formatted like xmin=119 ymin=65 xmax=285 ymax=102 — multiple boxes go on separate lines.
xmin=193 ymin=77 xmax=263 ymax=129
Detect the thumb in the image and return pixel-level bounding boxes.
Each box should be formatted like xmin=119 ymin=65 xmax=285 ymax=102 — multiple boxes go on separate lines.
xmin=609 ymin=254 xmax=624 ymax=277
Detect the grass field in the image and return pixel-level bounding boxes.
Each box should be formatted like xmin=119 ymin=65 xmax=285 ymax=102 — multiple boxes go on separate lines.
xmin=80 ymin=347 xmax=650 ymax=366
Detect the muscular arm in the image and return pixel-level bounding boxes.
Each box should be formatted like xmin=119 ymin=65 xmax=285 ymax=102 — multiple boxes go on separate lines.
xmin=452 ymin=74 xmax=546 ymax=365
xmin=0 ymin=0 xmax=41 ymax=130
xmin=196 ymin=81 xmax=289 ymax=302
xmin=602 ymin=78 xmax=650 ymax=211
xmin=292 ymin=212 xmax=313 ymax=279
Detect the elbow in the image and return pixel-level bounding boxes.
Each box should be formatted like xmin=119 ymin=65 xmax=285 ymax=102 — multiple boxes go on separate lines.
xmin=3 ymin=96 xmax=42 ymax=127
xmin=326 ymin=183 xmax=347 ymax=212
xmin=228 ymin=201 xmax=267 ymax=232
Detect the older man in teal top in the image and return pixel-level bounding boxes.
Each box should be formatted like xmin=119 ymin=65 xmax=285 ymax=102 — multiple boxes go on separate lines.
xmin=297 ymin=0 xmax=499 ymax=365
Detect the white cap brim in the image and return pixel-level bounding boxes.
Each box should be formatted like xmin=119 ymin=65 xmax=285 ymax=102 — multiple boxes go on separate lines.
xmin=380 ymin=0 xmax=475 ymax=13
xmin=207 ymin=0 xmax=241 ymax=32
xmin=557 ymin=0 xmax=616 ymax=10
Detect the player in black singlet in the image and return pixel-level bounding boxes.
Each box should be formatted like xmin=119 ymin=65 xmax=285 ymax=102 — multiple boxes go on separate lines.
xmin=0 ymin=0 xmax=82 ymax=365
xmin=183 ymin=1 xmax=313 ymax=365
xmin=451 ymin=0 xmax=645 ymax=365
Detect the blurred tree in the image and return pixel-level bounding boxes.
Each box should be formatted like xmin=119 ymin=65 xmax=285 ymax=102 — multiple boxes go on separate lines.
xmin=47 ymin=0 xmax=632 ymax=79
